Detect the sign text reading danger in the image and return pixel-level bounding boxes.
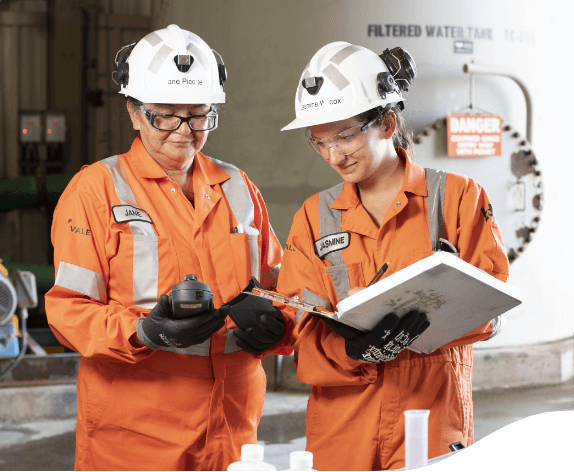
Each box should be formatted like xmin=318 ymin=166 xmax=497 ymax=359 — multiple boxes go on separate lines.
xmin=447 ymin=114 xmax=502 ymax=157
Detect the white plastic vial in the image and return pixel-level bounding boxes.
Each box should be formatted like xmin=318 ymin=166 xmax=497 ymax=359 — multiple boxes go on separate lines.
xmin=286 ymin=451 xmax=316 ymax=471
xmin=404 ymin=409 xmax=430 ymax=470
xmin=227 ymin=444 xmax=276 ymax=471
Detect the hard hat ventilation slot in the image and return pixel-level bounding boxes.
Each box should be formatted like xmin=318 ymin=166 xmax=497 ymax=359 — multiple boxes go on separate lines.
xmin=174 ymin=55 xmax=194 ymax=72
xmin=302 ymin=76 xmax=324 ymax=96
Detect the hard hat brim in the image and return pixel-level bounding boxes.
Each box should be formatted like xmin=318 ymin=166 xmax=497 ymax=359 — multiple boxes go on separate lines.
xmin=280 ymin=113 xmax=352 ymax=131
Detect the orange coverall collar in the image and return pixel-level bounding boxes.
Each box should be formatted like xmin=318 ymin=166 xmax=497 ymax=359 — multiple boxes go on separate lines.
xmin=330 ymin=147 xmax=428 ymax=211
xmin=128 ymin=136 xmax=231 ymax=185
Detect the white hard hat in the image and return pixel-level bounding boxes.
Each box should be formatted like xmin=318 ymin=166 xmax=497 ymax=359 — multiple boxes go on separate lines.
xmin=113 ymin=24 xmax=226 ymax=104
xmin=282 ymin=42 xmax=415 ymax=131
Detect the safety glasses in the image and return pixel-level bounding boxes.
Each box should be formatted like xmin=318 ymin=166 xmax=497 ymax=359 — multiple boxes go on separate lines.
xmin=141 ymin=106 xmax=218 ymax=131
xmin=306 ymin=115 xmax=379 ymax=157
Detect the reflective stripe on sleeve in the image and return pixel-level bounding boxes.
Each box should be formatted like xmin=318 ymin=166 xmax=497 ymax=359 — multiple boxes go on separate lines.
xmin=157 ymin=338 xmax=211 ymax=356
xmin=224 ymin=329 xmax=243 ymax=354
xmin=296 ymin=288 xmax=332 ymax=324
xmin=55 ymin=262 xmax=107 ymax=303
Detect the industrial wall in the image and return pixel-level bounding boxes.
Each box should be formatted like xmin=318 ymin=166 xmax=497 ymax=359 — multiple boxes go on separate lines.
xmin=157 ymin=0 xmax=573 ymax=385
xmin=0 ymin=0 xmax=572 ymax=389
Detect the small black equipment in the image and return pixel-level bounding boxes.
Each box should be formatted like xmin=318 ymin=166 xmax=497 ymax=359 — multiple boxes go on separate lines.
xmin=379 ymin=47 xmax=417 ymax=93
xmin=169 ymin=275 xmax=213 ymax=319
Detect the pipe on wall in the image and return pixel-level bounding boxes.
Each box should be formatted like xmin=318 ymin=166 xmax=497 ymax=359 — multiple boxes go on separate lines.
xmin=0 ymin=174 xmax=72 ymax=211
xmin=463 ymin=63 xmax=533 ymax=144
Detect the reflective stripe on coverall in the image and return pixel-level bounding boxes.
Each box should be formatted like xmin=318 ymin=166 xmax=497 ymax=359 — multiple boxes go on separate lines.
xmin=276 ymin=148 xmax=509 ymax=471
xmin=45 ymin=137 xmax=290 ymax=471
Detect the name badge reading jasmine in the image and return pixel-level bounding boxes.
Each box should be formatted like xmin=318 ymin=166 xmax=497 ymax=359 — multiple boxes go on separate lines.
xmin=112 ymin=205 xmax=154 ymax=224
xmin=314 ymin=232 xmax=350 ymax=258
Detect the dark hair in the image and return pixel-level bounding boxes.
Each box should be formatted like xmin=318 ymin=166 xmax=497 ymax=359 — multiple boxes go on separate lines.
xmin=355 ymin=103 xmax=415 ymax=157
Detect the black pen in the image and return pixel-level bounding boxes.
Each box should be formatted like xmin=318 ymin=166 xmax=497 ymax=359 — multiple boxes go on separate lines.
xmin=367 ymin=262 xmax=390 ymax=287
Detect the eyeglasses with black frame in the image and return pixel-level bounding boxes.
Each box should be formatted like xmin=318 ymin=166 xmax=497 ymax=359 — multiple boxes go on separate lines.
xmin=141 ymin=106 xmax=218 ymax=131
xmin=306 ymin=115 xmax=379 ymax=157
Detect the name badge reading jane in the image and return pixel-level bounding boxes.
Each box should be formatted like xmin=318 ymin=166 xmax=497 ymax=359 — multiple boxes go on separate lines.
xmin=112 ymin=205 xmax=154 ymax=224
xmin=314 ymin=232 xmax=350 ymax=258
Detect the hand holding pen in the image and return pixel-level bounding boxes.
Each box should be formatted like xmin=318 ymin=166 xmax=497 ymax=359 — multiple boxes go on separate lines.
xmin=367 ymin=262 xmax=390 ymax=287
xmin=347 ymin=262 xmax=390 ymax=298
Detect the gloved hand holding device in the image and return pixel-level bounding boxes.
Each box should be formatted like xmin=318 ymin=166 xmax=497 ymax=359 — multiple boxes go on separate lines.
xmin=136 ymin=275 xmax=229 ymax=349
xmin=326 ymin=310 xmax=430 ymax=363
xmin=225 ymin=277 xmax=287 ymax=354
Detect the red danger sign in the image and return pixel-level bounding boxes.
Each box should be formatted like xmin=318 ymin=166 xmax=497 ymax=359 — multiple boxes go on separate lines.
xmin=447 ymin=114 xmax=502 ymax=157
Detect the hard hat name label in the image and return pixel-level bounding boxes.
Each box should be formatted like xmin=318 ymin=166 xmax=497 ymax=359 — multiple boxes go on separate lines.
xmin=167 ymin=79 xmax=203 ymax=85
xmin=302 ymin=101 xmax=322 ymax=110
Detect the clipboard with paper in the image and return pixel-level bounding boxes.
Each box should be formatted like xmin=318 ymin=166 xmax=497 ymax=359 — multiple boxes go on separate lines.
xmin=245 ymin=252 xmax=522 ymax=355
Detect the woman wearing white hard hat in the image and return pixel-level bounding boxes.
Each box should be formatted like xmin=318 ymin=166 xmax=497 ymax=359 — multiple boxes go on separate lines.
xmin=45 ymin=25 xmax=291 ymax=470
xmin=277 ymin=42 xmax=509 ymax=470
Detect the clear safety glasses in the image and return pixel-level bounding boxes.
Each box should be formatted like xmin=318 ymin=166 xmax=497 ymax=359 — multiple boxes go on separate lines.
xmin=306 ymin=115 xmax=379 ymax=157
xmin=142 ymin=106 xmax=219 ymax=131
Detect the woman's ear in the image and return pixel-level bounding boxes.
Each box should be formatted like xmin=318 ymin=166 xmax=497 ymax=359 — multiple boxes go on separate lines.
xmin=382 ymin=112 xmax=397 ymax=139
xmin=126 ymin=101 xmax=141 ymax=131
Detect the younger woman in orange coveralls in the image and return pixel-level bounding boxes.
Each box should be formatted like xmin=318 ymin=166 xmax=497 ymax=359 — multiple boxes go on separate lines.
xmin=277 ymin=42 xmax=509 ymax=470
xmin=45 ymin=25 xmax=290 ymax=471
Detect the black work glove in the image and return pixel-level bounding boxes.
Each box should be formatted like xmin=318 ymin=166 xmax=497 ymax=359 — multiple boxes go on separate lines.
xmin=137 ymin=294 xmax=228 ymax=349
xmin=233 ymin=307 xmax=286 ymax=354
xmin=326 ymin=310 xmax=430 ymax=363
xmin=224 ymin=277 xmax=287 ymax=354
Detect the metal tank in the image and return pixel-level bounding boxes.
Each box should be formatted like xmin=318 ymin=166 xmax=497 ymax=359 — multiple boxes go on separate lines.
xmin=160 ymin=0 xmax=573 ymax=388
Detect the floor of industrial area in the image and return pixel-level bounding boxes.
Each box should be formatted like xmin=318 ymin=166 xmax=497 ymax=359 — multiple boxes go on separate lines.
xmin=0 ymin=379 xmax=572 ymax=471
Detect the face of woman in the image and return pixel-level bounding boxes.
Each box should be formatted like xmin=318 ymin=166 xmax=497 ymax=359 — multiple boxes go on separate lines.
xmin=128 ymin=103 xmax=212 ymax=170
xmin=309 ymin=113 xmax=397 ymax=185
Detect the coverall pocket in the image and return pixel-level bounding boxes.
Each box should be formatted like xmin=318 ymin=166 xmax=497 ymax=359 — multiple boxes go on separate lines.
xmin=82 ymin=361 xmax=123 ymax=437
xmin=228 ymin=232 xmax=260 ymax=287
xmin=111 ymin=233 xmax=179 ymax=306
xmin=320 ymin=262 xmax=365 ymax=303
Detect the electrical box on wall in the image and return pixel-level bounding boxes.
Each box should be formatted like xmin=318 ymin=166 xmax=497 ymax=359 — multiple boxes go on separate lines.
xmin=45 ymin=115 xmax=67 ymax=143
xmin=20 ymin=115 xmax=43 ymax=143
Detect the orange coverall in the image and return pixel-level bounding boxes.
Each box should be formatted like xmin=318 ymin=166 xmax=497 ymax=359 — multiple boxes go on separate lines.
xmin=45 ymin=137 xmax=290 ymax=471
xmin=276 ymin=148 xmax=509 ymax=470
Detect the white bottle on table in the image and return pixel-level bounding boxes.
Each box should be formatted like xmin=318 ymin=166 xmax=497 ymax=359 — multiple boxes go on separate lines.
xmin=228 ymin=444 xmax=276 ymax=471
xmin=282 ymin=451 xmax=316 ymax=471
xmin=404 ymin=409 xmax=430 ymax=470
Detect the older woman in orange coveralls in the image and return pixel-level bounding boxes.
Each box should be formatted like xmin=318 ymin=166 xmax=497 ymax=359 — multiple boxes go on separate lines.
xmin=277 ymin=42 xmax=509 ymax=470
xmin=45 ymin=25 xmax=291 ymax=471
